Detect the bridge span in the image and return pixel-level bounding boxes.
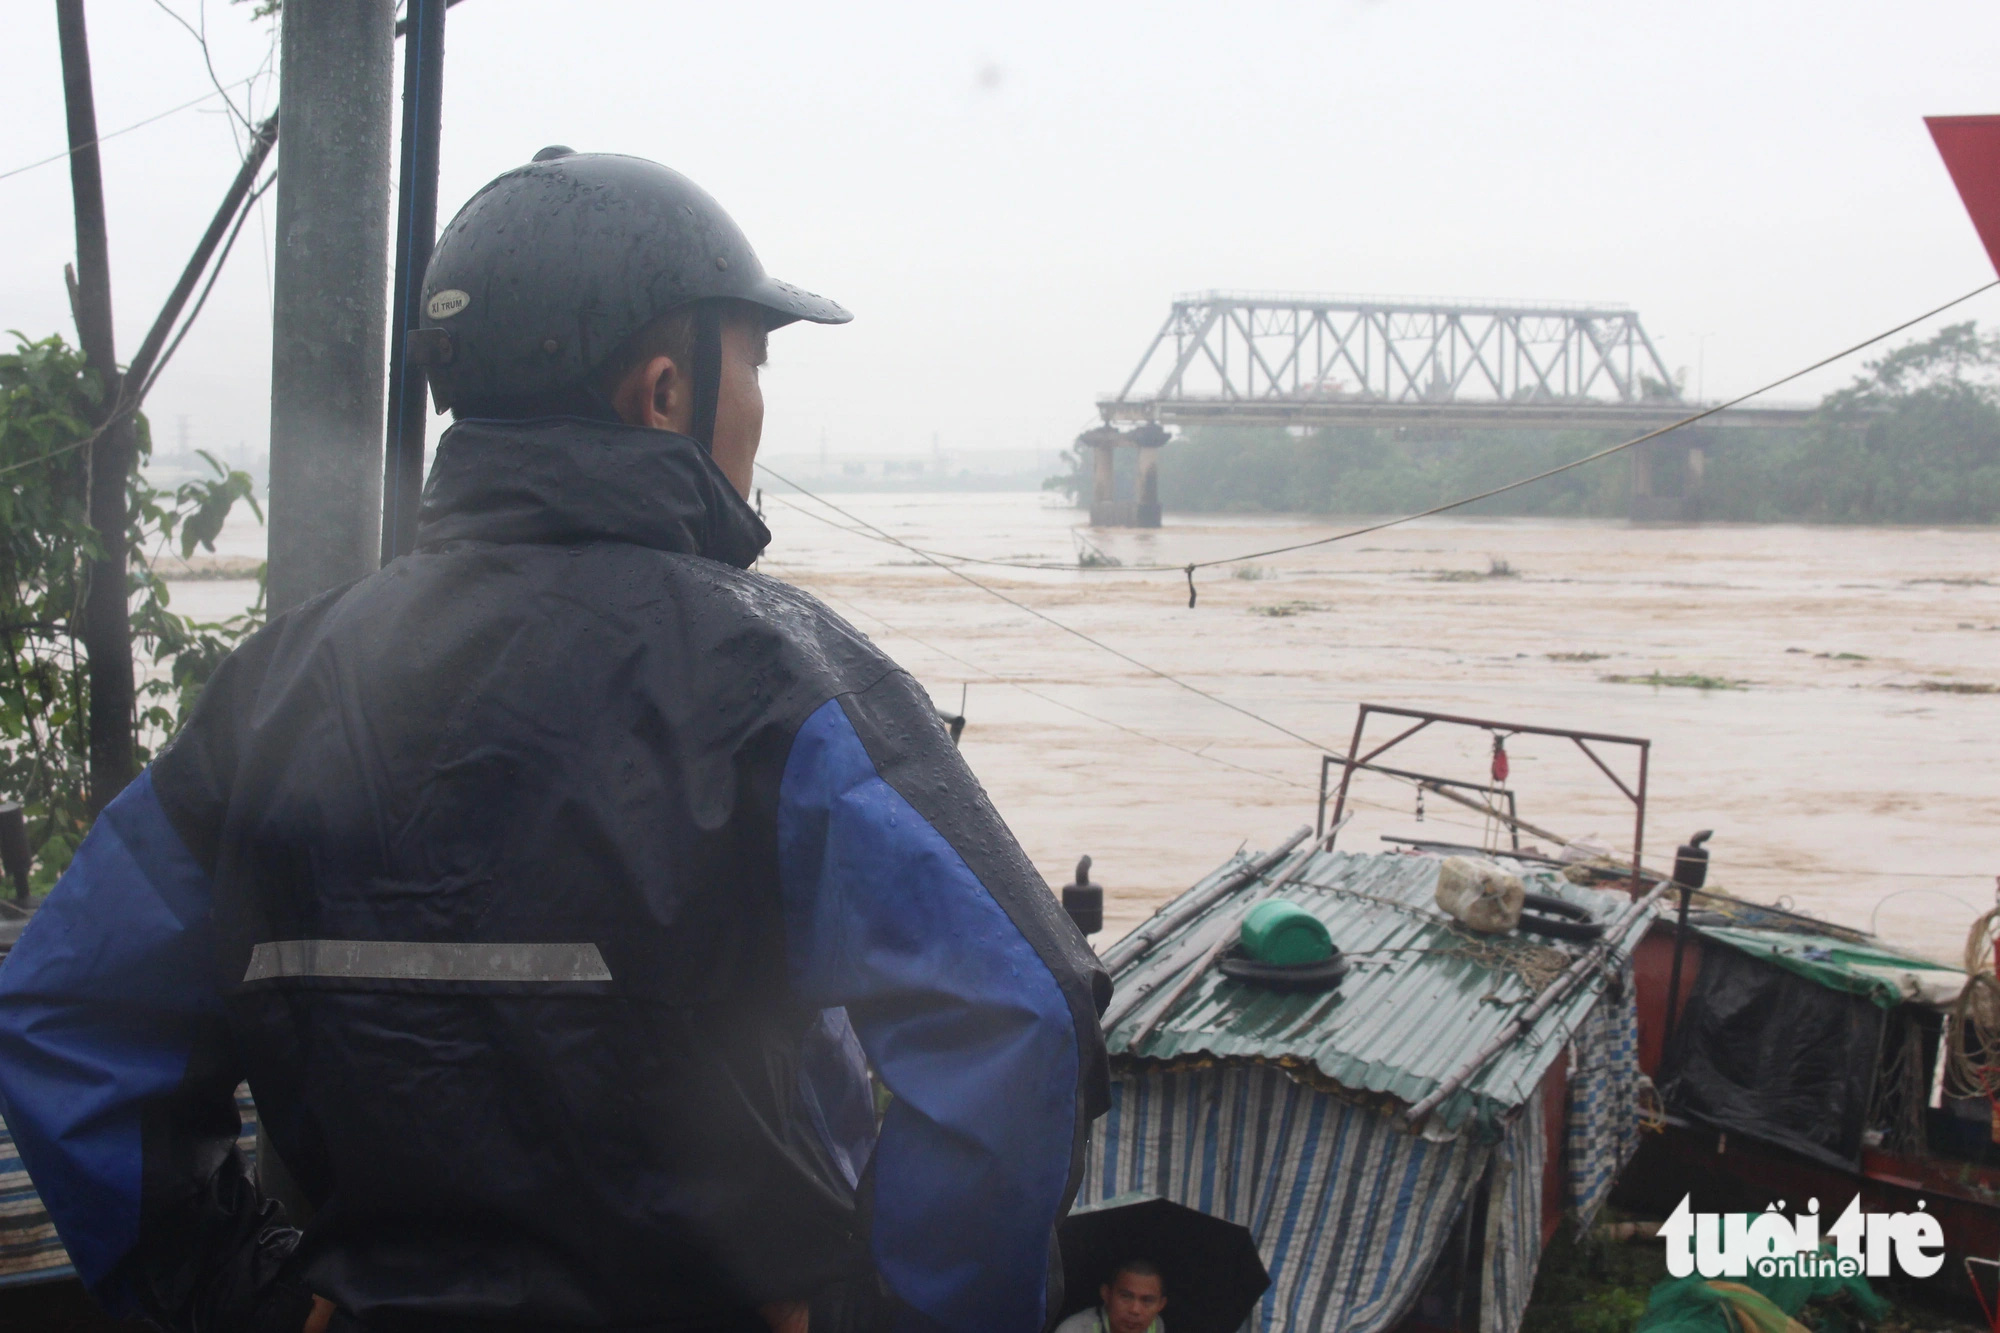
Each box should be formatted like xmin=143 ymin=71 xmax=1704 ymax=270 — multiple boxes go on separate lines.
xmin=1081 ymin=292 xmax=1814 ymax=525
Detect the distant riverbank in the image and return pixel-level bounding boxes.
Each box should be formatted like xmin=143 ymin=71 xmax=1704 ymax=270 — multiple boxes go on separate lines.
xmin=173 ymin=495 xmax=2000 ymax=966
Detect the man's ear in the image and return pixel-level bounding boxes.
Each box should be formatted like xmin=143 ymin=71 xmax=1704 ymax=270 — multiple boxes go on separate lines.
xmin=610 ymin=353 xmax=682 ymax=430
xmin=651 ymin=358 xmax=674 ymax=420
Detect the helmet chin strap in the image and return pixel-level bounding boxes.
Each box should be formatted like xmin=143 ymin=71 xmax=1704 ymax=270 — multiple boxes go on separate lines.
xmin=689 ymin=301 xmax=723 ymax=453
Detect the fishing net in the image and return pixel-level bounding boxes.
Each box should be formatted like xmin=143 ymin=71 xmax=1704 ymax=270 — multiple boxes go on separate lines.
xmin=1432 ymin=927 xmax=1573 ymax=994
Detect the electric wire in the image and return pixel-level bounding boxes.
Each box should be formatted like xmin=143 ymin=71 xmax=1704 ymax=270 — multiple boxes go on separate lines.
xmin=0 ymin=78 xmax=259 ymax=184
xmin=759 ymin=556 xmax=1312 ymax=793
xmin=763 ymin=277 xmax=2000 ymax=579
xmin=762 ymin=474 xmax=2000 ymax=882
xmin=0 ymin=172 xmax=273 ymax=480
xmin=756 ymin=462 xmax=1345 ymax=756
xmin=3 ymin=2 xmax=465 ymax=186
xmin=149 ymin=0 xmax=257 ymax=139
xmin=767 ymin=498 xmax=1516 ymax=839
xmin=136 ymin=172 xmax=274 ymax=404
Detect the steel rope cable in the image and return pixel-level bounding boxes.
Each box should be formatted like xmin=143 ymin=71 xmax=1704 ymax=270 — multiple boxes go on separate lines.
xmin=761 ymin=554 xmax=1495 ymax=840
xmin=758 ymin=555 xmax=1313 ymax=793
xmin=756 ymin=463 xmax=1347 ymax=756
xmin=762 ymin=278 xmax=2000 ymax=580
xmin=764 ymin=479 xmax=1966 ymax=878
xmin=762 ymin=489 xmax=1516 ymax=838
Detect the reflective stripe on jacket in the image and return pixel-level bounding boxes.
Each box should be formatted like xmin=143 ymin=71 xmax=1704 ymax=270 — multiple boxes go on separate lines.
xmin=0 ymin=417 xmax=1110 ymax=1333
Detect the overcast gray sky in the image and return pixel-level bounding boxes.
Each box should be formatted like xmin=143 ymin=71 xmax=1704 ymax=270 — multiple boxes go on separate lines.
xmin=6 ymin=0 xmax=2000 ymax=466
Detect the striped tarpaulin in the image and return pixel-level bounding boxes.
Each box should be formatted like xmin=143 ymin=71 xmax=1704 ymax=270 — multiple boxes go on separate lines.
xmin=1478 ymin=1093 xmax=1544 ymax=1333
xmin=1564 ymin=970 xmax=1642 ymax=1231
xmin=1079 ymin=1062 xmax=1548 ymax=1333
xmin=0 ymin=1086 xmax=260 ymax=1288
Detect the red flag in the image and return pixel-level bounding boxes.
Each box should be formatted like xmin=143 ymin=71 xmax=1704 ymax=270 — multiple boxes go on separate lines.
xmin=1927 ymin=115 xmax=2000 ymax=278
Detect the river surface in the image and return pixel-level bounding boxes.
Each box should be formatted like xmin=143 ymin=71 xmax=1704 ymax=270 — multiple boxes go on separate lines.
xmin=166 ymin=491 xmax=2000 ymax=965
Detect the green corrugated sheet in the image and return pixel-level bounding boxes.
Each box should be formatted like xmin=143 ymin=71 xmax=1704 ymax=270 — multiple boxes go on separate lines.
xmin=1100 ymin=847 xmax=1651 ymax=1139
xmin=1689 ymin=923 xmax=1960 ymax=1009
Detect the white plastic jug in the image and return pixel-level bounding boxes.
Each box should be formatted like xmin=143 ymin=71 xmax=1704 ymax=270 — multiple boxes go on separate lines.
xmin=1433 ymin=856 xmax=1525 ymax=934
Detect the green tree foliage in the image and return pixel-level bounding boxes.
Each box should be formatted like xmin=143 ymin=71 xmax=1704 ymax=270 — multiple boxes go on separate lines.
xmin=1153 ymin=424 xmax=1632 ymax=517
xmin=1079 ymin=322 xmax=2000 ymax=522
xmin=0 ymin=333 xmax=263 ymax=892
xmin=1700 ymin=321 xmax=2000 ymax=522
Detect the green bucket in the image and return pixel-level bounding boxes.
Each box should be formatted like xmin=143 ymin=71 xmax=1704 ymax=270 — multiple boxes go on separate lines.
xmin=1239 ymin=899 xmax=1333 ymax=966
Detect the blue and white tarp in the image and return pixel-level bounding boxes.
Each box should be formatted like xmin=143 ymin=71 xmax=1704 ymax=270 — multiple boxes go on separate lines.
xmin=1564 ymin=969 xmax=1642 ymax=1231
xmin=1079 ymin=1062 xmax=1548 ymax=1333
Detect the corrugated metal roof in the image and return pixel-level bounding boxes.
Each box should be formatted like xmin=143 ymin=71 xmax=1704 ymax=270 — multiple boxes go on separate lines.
xmin=1688 ymin=922 xmax=1962 ymax=1009
xmin=1101 ymin=846 xmax=1651 ymax=1138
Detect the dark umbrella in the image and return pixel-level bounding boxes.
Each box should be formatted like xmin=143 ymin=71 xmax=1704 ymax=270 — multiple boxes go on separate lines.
xmin=1057 ymin=1193 xmax=1272 ymax=1333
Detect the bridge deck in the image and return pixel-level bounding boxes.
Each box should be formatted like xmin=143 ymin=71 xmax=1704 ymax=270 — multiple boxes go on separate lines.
xmin=1097 ymin=398 xmax=1818 ymax=431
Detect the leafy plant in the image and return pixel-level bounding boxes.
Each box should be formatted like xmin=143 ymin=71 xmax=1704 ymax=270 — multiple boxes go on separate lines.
xmin=0 ymin=333 xmax=263 ymax=892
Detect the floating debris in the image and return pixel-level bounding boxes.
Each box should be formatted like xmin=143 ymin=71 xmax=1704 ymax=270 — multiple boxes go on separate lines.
xmin=1602 ymin=671 xmax=1749 ymax=690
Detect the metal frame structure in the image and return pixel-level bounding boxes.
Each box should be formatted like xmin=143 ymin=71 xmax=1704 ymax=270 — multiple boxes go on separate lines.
xmin=1325 ymin=704 xmax=1651 ymax=892
xmin=1108 ymin=290 xmax=1677 ymax=414
xmin=1098 ymin=292 xmax=1819 ymax=432
xmin=1316 ymin=756 xmax=1519 ymax=851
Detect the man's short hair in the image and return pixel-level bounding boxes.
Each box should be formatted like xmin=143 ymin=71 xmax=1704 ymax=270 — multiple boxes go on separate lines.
xmin=451 ymin=298 xmax=766 ymax=422
xmin=586 ymin=305 xmax=702 ymax=402
xmin=446 ymin=305 xmax=696 ymax=423
xmin=1109 ymin=1258 xmax=1162 ymax=1286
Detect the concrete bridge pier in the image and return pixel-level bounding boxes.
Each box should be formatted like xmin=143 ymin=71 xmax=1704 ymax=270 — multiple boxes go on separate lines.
xmin=1081 ymin=423 xmax=1169 ymax=526
xmin=1630 ymin=430 xmax=1712 ymax=521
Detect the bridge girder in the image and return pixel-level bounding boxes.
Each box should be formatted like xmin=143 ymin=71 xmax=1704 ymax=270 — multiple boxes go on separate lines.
xmin=1101 ymin=291 xmax=1689 ymax=426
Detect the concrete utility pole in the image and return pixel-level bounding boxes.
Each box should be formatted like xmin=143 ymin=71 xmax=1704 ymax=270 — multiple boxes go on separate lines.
xmin=267 ymin=0 xmax=397 ymax=614
xmin=54 ymin=0 xmax=139 ymax=816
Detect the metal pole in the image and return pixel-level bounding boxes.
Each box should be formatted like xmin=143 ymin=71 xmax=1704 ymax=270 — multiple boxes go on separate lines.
xmin=1632 ymin=741 xmax=1649 ymax=895
xmin=380 ymin=0 xmax=448 ymax=563
xmin=1661 ymin=883 xmax=1695 ymax=1061
xmin=267 ymin=0 xmax=396 ymax=614
xmin=1326 ymin=705 xmax=1371 ymax=844
xmin=1316 ymin=755 xmax=1331 ymax=839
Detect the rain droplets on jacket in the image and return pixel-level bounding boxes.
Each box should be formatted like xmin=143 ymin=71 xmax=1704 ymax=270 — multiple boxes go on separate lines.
xmin=0 ymin=417 xmax=1110 ymax=1333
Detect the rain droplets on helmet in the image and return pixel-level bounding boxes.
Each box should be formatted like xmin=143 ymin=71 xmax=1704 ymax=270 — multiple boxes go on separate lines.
xmin=413 ymin=151 xmax=850 ymax=414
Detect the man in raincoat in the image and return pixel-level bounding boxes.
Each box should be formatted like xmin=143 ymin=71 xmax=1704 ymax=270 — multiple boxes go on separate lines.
xmin=0 ymin=149 xmax=1109 ymax=1333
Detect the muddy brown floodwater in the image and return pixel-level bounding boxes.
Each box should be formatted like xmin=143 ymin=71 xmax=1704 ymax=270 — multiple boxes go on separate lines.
xmin=755 ymin=490 xmax=2000 ymax=964
xmin=167 ymin=492 xmax=2000 ymax=964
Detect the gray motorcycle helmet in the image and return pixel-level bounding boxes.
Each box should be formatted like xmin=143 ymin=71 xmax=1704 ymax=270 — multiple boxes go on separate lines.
xmin=413 ymin=148 xmax=849 ymax=427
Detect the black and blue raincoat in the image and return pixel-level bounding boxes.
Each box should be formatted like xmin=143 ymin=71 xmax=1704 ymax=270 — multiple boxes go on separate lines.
xmin=0 ymin=418 xmax=1110 ymax=1333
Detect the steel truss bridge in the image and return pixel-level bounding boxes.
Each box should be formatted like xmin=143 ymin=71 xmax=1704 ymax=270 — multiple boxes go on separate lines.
xmin=1098 ymin=291 xmax=1814 ymax=431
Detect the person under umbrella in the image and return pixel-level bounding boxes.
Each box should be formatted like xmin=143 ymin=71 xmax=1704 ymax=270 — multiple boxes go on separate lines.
xmin=1056 ymin=1194 xmax=1269 ymax=1333
xmin=1053 ymin=1260 xmax=1169 ymax=1333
